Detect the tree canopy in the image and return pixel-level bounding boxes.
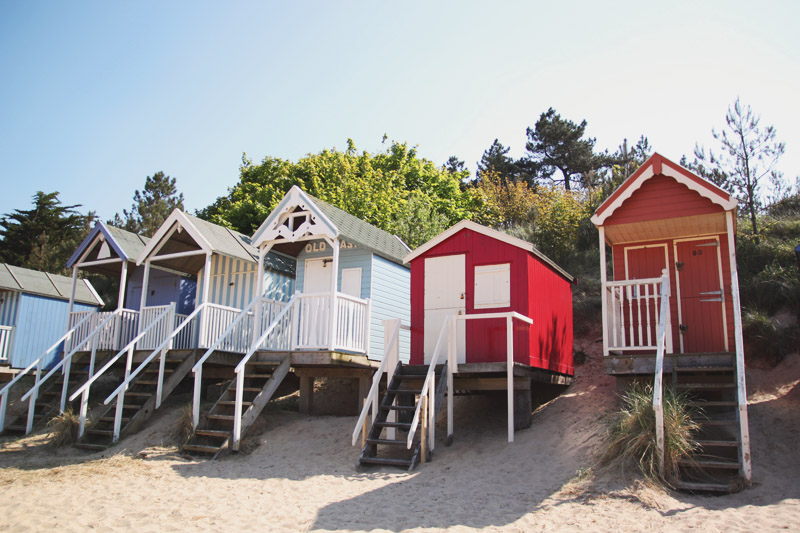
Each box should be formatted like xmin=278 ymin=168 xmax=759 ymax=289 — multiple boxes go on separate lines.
xmin=111 ymin=171 xmax=185 ymax=237
xmin=197 ymin=139 xmax=480 ymax=247
xmin=0 ymin=191 xmax=94 ymax=274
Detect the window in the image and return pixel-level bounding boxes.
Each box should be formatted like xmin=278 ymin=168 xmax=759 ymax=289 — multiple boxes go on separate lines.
xmin=474 ymin=263 xmax=510 ymax=309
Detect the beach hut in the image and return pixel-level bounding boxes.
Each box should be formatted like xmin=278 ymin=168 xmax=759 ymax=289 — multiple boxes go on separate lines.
xmin=0 ymin=263 xmax=102 ymax=370
xmin=184 ymin=186 xmax=410 ymax=457
xmin=591 ymin=153 xmax=751 ymax=491
xmin=353 ymin=220 xmax=574 ymax=470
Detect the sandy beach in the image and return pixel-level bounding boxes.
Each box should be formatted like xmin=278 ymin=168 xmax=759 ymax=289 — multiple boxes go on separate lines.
xmin=1 ymin=334 xmax=798 ymax=532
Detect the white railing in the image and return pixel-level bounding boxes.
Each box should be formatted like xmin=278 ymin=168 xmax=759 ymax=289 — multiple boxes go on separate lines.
xmin=257 ymin=298 xmax=291 ymax=351
xmin=605 ymin=276 xmax=673 ymax=353
xmin=0 ymin=311 xmax=98 ymax=433
xmin=172 ymin=312 xmax=196 ymax=350
xmin=352 ymin=319 xmax=407 ymax=447
xmin=200 ymin=303 xmax=253 ymax=354
xmin=231 ymin=296 xmax=298 ymax=450
xmin=138 ymin=305 xmax=175 ymax=350
xmin=0 ymin=326 xmax=13 ymax=363
xmin=651 ymin=269 xmax=670 ymax=477
xmin=191 ymin=296 xmax=263 ymax=429
xmin=98 ymin=304 xmax=205 ymax=442
xmin=67 ymin=304 xmax=176 ymax=438
xmin=293 ymin=292 xmax=330 ymax=349
xmin=67 ymin=309 xmax=140 ymax=352
xmin=334 ymin=294 xmax=371 ymax=353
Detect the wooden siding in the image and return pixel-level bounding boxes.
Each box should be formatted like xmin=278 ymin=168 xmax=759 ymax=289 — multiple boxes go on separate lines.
xmin=196 ymin=254 xmax=295 ymax=309
xmin=10 ymin=294 xmax=96 ymax=369
xmin=0 ymin=290 xmax=20 ymax=327
xmin=606 ymin=175 xmax=724 ymax=227
xmin=369 ymin=255 xmax=410 ymax=362
xmin=126 ymin=266 xmax=197 ymax=314
xmin=295 ymin=240 xmax=369 ymax=295
xmin=409 ymin=227 xmax=574 ymax=374
xmin=612 ymin=233 xmax=734 ymax=353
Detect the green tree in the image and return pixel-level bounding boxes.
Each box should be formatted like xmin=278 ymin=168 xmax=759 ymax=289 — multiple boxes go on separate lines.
xmin=693 ymin=98 xmax=786 ymax=238
xmin=112 ymin=171 xmax=184 ymax=237
xmin=199 ymin=139 xmax=480 ymax=237
xmin=0 ymin=191 xmax=94 ymax=274
xmin=524 ymin=108 xmax=599 ymax=191
xmin=392 ymin=191 xmax=449 ymax=248
xmin=476 ymin=139 xmax=522 ymax=185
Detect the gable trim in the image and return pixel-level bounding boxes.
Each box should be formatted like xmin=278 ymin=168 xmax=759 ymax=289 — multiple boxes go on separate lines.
xmin=136 ymin=209 xmax=214 ymax=265
xmin=251 ymin=185 xmax=339 ymax=248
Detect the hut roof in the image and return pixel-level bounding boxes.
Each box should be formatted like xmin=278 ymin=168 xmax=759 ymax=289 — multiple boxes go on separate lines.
xmin=0 ymin=263 xmax=103 ymax=306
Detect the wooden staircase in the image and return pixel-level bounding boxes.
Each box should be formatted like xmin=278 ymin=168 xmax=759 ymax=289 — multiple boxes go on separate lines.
xmin=358 ymin=362 xmax=448 ymax=471
xmin=183 ymin=355 xmax=291 ymax=458
xmin=1 ymin=351 xmax=114 ymax=435
xmin=671 ymin=354 xmax=746 ymax=492
xmin=74 ymin=350 xmax=196 ymax=451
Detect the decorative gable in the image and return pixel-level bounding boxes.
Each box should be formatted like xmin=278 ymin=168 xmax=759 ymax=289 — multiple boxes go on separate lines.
xmin=252 ymin=186 xmax=338 ymax=247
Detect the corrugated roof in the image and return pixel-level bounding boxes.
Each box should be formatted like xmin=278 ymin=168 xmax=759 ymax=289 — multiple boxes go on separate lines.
xmin=309 ymin=195 xmax=410 ymax=264
xmin=0 ymin=264 xmax=103 ymax=306
xmin=103 ymin=223 xmax=150 ymax=259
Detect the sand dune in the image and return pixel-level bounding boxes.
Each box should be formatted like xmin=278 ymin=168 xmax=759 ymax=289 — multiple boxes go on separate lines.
xmin=1 ymin=335 xmax=798 ymax=532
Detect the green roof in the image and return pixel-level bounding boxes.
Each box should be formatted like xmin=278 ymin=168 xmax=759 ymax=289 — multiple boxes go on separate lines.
xmin=310 ymin=195 xmax=410 ymax=264
xmin=0 ymin=263 xmax=103 ymax=306
xmin=104 ymin=224 xmax=149 ymax=259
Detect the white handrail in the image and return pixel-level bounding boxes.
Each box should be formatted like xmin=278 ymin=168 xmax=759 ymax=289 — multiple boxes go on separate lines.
xmin=652 ymin=269 xmax=670 ymax=477
xmin=231 ymin=293 xmax=298 ymax=449
xmin=190 ymin=295 xmax=263 ymax=429
xmin=351 ymin=319 xmax=405 ymax=447
xmin=0 ymin=310 xmax=99 ymax=432
xmin=102 ymin=303 xmax=207 ymax=407
xmin=406 ymin=315 xmax=452 ymax=450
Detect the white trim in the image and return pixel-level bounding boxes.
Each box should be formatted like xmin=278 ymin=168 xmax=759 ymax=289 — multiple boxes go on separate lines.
xmin=404 ymin=220 xmax=573 ymax=282
xmin=82 ymin=278 xmax=104 ymax=307
xmin=135 ymin=210 xmax=214 ymax=265
xmin=673 ymin=235 xmax=727 ymax=353
xmin=623 ymin=243 xmax=669 ymax=281
xmin=75 ymin=257 xmax=125 ymax=268
xmin=599 ymin=226 xmax=608 ymax=357
xmin=604 ymin=230 xmax=726 ymax=247
xmin=251 ymin=186 xmax=339 ymax=248
xmin=592 ymin=158 xmax=737 ymax=226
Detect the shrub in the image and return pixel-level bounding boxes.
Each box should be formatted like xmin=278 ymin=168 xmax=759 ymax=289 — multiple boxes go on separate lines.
xmin=742 ymin=308 xmax=798 ymax=366
xmin=47 ymin=408 xmax=81 ymax=448
xmin=600 ymin=383 xmax=702 ymax=485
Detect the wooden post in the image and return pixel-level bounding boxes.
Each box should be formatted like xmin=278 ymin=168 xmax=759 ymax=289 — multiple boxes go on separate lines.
xmin=726 ymin=211 xmax=752 ymax=484
xmin=506 ymin=315 xmax=514 ymax=443
xmin=384 ymin=319 xmax=398 ymax=440
xmin=117 ymin=261 xmax=128 ymax=311
xmin=197 ymin=253 xmax=212 ymax=347
xmin=299 ymin=375 xmax=314 ymax=415
xmin=447 ymin=317 xmax=455 ymax=444
xmin=420 ymin=394 xmax=428 ymax=464
xmin=598 ymin=226 xmax=609 ymax=357
xmin=139 ymin=260 xmax=151 ymax=315
xmin=66 ymin=266 xmax=79 ymax=331
xmin=361 ymin=397 xmax=367 ymax=448
xmin=328 ymin=239 xmax=340 ymax=351
xmin=252 ymin=246 xmax=268 ymax=345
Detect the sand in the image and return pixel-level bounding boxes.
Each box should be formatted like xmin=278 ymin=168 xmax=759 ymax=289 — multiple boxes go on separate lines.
xmin=1 ymin=333 xmax=798 ymax=532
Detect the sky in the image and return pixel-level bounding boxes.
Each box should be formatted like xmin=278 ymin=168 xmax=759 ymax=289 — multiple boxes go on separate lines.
xmin=1 ymin=1 xmax=799 ymax=223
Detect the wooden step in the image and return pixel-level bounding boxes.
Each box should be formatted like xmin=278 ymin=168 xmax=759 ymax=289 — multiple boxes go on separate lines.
xmin=698 ymin=439 xmax=739 ymax=447
xmin=87 ymin=429 xmax=114 ymax=437
xmin=2 ymin=424 xmax=26 ymax=433
xmin=195 ymin=429 xmax=230 ymax=438
xmin=183 ymin=443 xmax=221 ymax=454
xmin=137 ymin=380 xmax=158 ymax=385
xmin=381 ymin=405 xmax=416 ymax=412
xmin=125 ymin=392 xmax=153 ymax=397
xmin=359 ymin=456 xmax=413 ymax=467
xmin=689 ymin=401 xmax=737 ymax=407
xmin=700 ymin=419 xmax=738 ymax=426
xmin=217 ymin=401 xmax=253 ymax=407
xmin=244 ymin=374 xmax=274 ymax=379
xmin=99 ymin=416 xmax=130 ymax=423
xmin=74 ymin=442 xmax=107 ymax=451
xmin=677 ymin=383 xmax=735 ymax=389
xmin=208 ymin=414 xmax=235 ymax=421
xmin=675 ymin=366 xmax=735 ymax=373
xmin=680 ymin=458 xmax=740 ymax=469
xmin=366 ymin=438 xmax=408 ymax=446
xmin=387 ymin=388 xmax=422 ymax=395
xmin=375 ymin=421 xmax=412 ymax=430
xmin=673 ymin=480 xmax=734 ymax=493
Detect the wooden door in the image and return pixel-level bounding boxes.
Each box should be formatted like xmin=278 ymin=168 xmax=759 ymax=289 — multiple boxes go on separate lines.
xmin=675 ymin=238 xmax=726 ymax=353
xmin=624 ymin=245 xmax=668 ymax=347
xmin=304 ymin=258 xmax=332 ymax=293
xmin=424 ymin=255 xmax=466 ymax=364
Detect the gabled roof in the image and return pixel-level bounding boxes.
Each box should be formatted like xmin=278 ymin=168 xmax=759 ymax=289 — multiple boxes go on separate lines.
xmin=137 ymin=210 xmax=295 ymax=277
xmin=0 ymin=263 xmax=103 ymax=306
xmin=591 ymin=153 xmax=737 ymax=226
xmin=404 ymin=220 xmax=574 ymax=283
xmin=252 ymin=185 xmax=409 ymax=265
xmin=67 ymin=221 xmax=149 ymax=269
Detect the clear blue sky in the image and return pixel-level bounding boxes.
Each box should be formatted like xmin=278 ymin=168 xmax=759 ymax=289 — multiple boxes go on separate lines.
xmin=1 ymin=1 xmax=798 ymax=222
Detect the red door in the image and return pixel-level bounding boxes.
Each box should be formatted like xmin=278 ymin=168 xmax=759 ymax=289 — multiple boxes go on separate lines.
xmin=675 ymin=238 xmax=726 ymax=353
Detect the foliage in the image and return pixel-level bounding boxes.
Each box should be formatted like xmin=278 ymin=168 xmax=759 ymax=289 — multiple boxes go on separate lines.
xmin=742 ymin=308 xmax=798 ymax=366
xmin=198 ymin=140 xmax=480 ymax=240
xmin=47 ymin=408 xmax=81 ymax=448
xmin=601 ymin=383 xmax=702 ymax=485
xmin=693 ymin=98 xmax=786 ymax=238
xmin=391 ymin=190 xmax=449 ymax=249
xmin=523 ymin=108 xmax=601 ymax=191
xmin=475 ymin=139 xmax=527 ymax=186
xmin=0 ymin=191 xmax=94 ymax=274
xmin=111 ymin=171 xmax=185 ymax=237
xmin=473 ymin=171 xmax=537 ymax=228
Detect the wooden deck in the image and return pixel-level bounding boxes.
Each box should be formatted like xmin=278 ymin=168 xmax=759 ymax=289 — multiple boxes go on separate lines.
xmin=604 ymin=352 xmax=735 ymax=375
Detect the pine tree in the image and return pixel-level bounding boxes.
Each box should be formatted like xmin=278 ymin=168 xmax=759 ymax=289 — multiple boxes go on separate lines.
xmin=112 ymin=172 xmax=184 ymax=237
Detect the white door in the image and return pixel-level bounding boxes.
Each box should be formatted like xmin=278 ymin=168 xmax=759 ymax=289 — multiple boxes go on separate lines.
xmin=424 ymin=255 xmax=466 ymax=364
xmin=304 ymin=258 xmax=333 ymax=293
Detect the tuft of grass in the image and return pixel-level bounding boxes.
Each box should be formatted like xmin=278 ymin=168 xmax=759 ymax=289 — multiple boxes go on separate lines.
xmin=742 ymin=308 xmax=798 ymax=366
xmin=173 ymin=403 xmax=201 ymax=445
xmin=600 ymin=383 xmax=702 ymax=486
xmin=46 ymin=409 xmax=81 ymax=448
